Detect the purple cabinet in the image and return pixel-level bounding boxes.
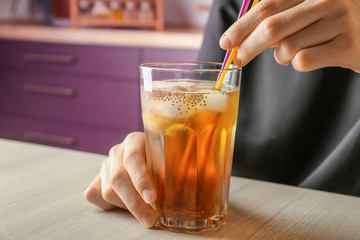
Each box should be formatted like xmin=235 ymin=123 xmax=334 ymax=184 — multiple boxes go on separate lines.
xmin=0 ymin=40 xmax=140 ymax=79
xmin=0 ymin=70 xmax=140 ymax=130
xmin=0 ymin=39 xmax=199 ymax=154
xmin=0 ymin=113 xmax=128 ymax=153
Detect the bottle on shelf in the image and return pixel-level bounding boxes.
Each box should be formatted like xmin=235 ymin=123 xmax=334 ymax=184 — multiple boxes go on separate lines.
xmin=78 ymin=0 xmax=92 ymax=17
xmin=109 ymin=1 xmax=123 ymax=20
xmin=138 ymin=0 xmax=154 ymax=21
xmin=91 ymin=1 xmax=110 ymax=19
xmin=123 ymin=0 xmax=138 ymax=21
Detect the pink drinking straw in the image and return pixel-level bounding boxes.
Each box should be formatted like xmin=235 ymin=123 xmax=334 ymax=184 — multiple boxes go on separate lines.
xmin=220 ymin=0 xmax=251 ymax=69
xmin=215 ymin=0 xmax=252 ymax=89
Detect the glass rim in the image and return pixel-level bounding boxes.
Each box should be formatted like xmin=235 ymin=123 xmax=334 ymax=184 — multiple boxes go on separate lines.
xmin=139 ymin=62 xmax=242 ymax=72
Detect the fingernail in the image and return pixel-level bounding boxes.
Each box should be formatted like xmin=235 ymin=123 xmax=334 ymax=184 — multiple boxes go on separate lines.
xmin=142 ymin=212 xmax=156 ymax=228
xmin=220 ymin=34 xmax=233 ymax=49
xmin=142 ymin=189 xmax=154 ymax=204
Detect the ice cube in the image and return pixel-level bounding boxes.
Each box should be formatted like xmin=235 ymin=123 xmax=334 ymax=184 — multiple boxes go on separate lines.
xmin=200 ymin=92 xmax=228 ymax=112
xmin=152 ymin=99 xmax=193 ymax=119
xmin=169 ymin=82 xmax=196 ymax=92
xmin=167 ymin=85 xmax=190 ymax=92
xmin=153 ymin=80 xmax=195 ymax=92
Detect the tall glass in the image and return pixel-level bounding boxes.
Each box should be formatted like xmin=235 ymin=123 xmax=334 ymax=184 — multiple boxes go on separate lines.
xmin=140 ymin=62 xmax=241 ymax=233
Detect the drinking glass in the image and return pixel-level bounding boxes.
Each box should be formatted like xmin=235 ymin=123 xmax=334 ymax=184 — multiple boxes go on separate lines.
xmin=140 ymin=62 xmax=241 ymax=232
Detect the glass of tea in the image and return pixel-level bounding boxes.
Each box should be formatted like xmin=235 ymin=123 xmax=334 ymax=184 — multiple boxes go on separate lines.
xmin=140 ymin=62 xmax=241 ymax=233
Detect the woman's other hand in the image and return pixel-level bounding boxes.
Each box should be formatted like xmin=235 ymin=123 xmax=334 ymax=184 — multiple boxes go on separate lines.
xmin=84 ymin=132 xmax=157 ymax=228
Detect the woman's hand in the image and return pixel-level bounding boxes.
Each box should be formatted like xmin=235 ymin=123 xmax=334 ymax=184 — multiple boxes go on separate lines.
xmin=84 ymin=132 xmax=157 ymax=228
xmin=220 ymin=0 xmax=360 ymax=72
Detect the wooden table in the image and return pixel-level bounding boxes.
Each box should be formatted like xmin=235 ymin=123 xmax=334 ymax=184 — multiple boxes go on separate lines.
xmin=1 ymin=138 xmax=360 ymax=239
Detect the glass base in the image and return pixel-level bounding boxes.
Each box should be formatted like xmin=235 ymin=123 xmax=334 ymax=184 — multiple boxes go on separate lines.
xmin=155 ymin=214 xmax=226 ymax=233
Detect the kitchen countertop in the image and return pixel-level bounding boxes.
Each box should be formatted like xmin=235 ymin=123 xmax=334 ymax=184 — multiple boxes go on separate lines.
xmin=0 ymin=22 xmax=203 ymax=49
xmin=1 ymin=138 xmax=360 ymax=240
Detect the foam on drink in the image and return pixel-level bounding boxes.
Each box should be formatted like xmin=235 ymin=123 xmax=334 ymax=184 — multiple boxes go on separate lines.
xmin=143 ymin=80 xmax=232 ymax=119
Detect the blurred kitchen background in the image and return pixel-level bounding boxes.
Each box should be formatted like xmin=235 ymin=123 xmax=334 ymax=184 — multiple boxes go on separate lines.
xmin=0 ymin=0 xmax=212 ymax=28
xmin=0 ymin=0 xmax=212 ymax=154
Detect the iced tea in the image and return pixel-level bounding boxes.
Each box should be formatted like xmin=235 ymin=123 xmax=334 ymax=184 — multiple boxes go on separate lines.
xmin=141 ymin=79 xmax=240 ymax=232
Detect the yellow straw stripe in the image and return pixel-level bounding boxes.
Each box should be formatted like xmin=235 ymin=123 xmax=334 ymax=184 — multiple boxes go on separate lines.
xmin=215 ymin=47 xmax=238 ymax=90
xmin=251 ymin=0 xmax=260 ymax=8
xmin=215 ymin=0 xmax=261 ymax=90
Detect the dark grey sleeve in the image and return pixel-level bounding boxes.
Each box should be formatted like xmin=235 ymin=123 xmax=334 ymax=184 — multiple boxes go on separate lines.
xmin=197 ymin=0 xmax=242 ymax=62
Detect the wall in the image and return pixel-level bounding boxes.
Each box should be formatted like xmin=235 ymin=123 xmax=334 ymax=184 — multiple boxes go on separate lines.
xmin=0 ymin=0 xmax=43 ymax=19
xmin=164 ymin=0 xmax=213 ymax=27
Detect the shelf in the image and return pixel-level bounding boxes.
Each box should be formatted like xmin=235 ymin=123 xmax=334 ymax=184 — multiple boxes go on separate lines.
xmin=70 ymin=0 xmax=164 ymax=31
xmin=78 ymin=17 xmax=157 ymax=27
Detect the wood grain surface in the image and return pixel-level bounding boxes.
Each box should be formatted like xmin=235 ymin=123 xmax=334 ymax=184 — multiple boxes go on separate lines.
xmin=0 ymin=138 xmax=359 ymax=240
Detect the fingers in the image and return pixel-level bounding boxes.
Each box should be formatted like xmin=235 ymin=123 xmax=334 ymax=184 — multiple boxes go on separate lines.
xmin=109 ymin=155 xmax=156 ymax=228
xmin=124 ymin=135 xmax=156 ymax=204
xmin=84 ymin=158 xmax=127 ymax=210
xmin=108 ymin=132 xmax=157 ymax=228
xmin=84 ymin=173 xmax=117 ymax=211
xmin=110 ymin=132 xmax=156 ymax=204
xmin=220 ymin=0 xmax=304 ymax=50
xmin=235 ymin=0 xmax=326 ymax=67
xmin=274 ymin=17 xmax=340 ymax=65
xmin=112 ymin=171 xmax=156 ymax=228
xmin=100 ymin=156 xmax=127 ymax=209
xmin=220 ymin=0 xmax=360 ymax=72
xmin=85 ymin=131 xmax=157 ymax=228
xmin=291 ymin=34 xmax=350 ymax=72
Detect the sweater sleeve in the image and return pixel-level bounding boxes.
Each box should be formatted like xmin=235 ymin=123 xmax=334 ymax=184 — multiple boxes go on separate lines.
xmin=197 ymin=0 xmax=242 ymax=62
